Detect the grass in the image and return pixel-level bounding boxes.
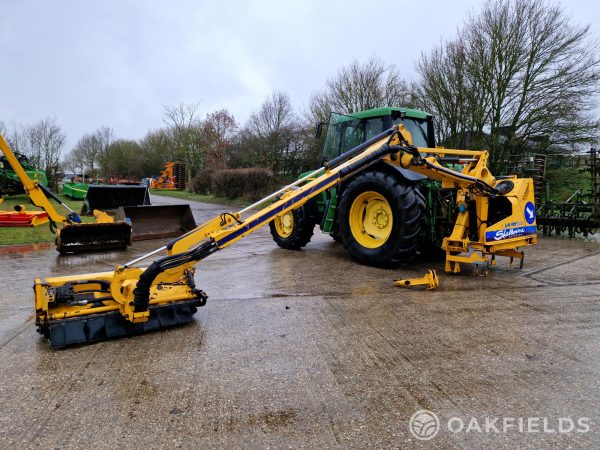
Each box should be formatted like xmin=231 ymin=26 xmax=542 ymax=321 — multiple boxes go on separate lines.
xmin=149 ymin=189 xmax=252 ymax=209
xmin=0 ymin=194 xmax=89 ymax=245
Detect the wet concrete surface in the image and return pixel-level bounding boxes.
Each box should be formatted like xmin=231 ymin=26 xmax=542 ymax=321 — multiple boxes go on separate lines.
xmin=1 ymin=193 xmax=600 ymax=448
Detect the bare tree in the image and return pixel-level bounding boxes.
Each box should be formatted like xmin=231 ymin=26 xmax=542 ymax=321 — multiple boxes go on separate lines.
xmin=139 ymin=128 xmax=178 ymax=176
xmin=23 ymin=118 xmax=66 ymax=188
xmin=203 ymin=109 xmax=237 ymax=171
xmin=61 ymin=146 xmax=86 ymax=178
xmin=95 ymin=125 xmax=114 ymax=174
xmin=3 ymin=122 xmax=27 ymax=155
xmin=163 ymin=102 xmax=203 ymax=184
xmin=72 ymin=126 xmax=113 ymax=178
xmin=306 ymin=56 xmax=411 ymax=125
xmin=415 ymin=0 xmax=600 ymax=171
xmin=244 ymin=91 xmax=297 ymax=174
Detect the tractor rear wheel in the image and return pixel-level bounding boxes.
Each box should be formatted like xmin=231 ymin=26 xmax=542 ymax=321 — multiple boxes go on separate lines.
xmin=338 ymin=171 xmax=425 ymax=267
xmin=269 ymin=204 xmax=315 ymax=250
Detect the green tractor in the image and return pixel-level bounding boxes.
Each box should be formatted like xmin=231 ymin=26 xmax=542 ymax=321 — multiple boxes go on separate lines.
xmin=269 ymin=107 xmax=455 ymax=267
xmin=0 ymin=152 xmax=48 ymax=196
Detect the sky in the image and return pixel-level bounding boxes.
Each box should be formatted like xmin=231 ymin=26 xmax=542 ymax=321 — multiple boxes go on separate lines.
xmin=1 ymin=0 xmax=599 ymax=150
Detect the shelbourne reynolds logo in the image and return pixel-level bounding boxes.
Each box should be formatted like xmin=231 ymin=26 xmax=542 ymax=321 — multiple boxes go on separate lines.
xmin=485 ymin=225 xmax=537 ymax=242
xmin=409 ymin=410 xmax=591 ymax=441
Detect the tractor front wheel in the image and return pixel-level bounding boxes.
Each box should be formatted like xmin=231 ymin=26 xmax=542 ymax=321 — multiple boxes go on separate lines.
xmin=269 ymin=204 xmax=315 ymax=250
xmin=338 ymin=171 xmax=425 ymax=267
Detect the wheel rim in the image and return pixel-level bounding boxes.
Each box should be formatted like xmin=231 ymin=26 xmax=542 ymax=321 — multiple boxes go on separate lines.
xmin=348 ymin=191 xmax=393 ymax=248
xmin=274 ymin=211 xmax=294 ymax=238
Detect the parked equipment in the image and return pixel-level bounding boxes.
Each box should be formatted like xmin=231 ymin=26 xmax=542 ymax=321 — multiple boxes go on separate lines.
xmin=150 ymin=162 xmax=186 ymax=190
xmin=81 ymin=184 xmax=150 ymax=215
xmin=34 ymin=122 xmax=536 ymax=347
xmin=62 ymin=182 xmax=88 ymax=200
xmin=0 ymin=151 xmax=47 ymax=196
xmin=0 ymin=134 xmax=132 ymax=253
xmin=82 ymin=186 xmax=196 ymax=240
xmin=116 ymin=205 xmax=196 ymax=240
xmin=270 ymin=108 xmax=538 ymax=268
xmin=537 ymin=148 xmax=600 ymax=237
xmin=0 ymin=205 xmax=49 ymax=227
xmin=0 ymin=194 xmax=49 ymax=226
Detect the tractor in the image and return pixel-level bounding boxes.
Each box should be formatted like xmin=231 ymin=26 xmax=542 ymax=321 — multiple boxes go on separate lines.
xmin=0 ymin=151 xmax=47 ymax=196
xmin=269 ymin=107 xmax=452 ymax=267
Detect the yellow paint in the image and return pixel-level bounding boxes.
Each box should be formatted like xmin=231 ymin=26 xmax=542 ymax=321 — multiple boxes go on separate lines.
xmin=273 ymin=211 xmax=295 ymax=238
xmin=32 ymin=123 xmax=538 ymax=334
xmin=348 ymin=191 xmax=393 ymax=248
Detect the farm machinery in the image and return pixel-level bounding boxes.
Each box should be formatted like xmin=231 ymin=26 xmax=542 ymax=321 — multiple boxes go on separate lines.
xmin=151 ymin=162 xmax=186 ymax=190
xmin=0 ymin=150 xmax=47 ymax=196
xmin=0 ymin=134 xmax=132 ymax=252
xmin=0 ymin=135 xmax=197 ymax=248
xmin=537 ymin=148 xmax=600 ymax=237
xmin=33 ymin=113 xmax=537 ymax=347
xmin=270 ymin=108 xmax=536 ymax=268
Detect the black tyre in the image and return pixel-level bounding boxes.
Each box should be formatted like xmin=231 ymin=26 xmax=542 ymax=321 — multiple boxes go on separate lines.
xmin=330 ymin=221 xmax=343 ymax=243
xmin=269 ymin=204 xmax=315 ymax=250
xmin=338 ymin=171 xmax=425 ymax=267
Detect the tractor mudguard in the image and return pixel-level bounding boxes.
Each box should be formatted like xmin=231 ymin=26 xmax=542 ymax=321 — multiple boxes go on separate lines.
xmin=388 ymin=164 xmax=428 ymax=182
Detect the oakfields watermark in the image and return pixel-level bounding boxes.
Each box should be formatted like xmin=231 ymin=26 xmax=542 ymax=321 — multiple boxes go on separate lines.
xmin=409 ymin=410 xmax=591 ymax=441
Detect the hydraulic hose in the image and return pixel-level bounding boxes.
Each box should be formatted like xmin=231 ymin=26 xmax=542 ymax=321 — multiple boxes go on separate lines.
xmin=132 ymin=241 xmax=217 ymax=312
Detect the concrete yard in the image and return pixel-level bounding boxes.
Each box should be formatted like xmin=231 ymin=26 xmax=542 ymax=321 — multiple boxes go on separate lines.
xmin=1 ymin=194 xmax=599 ymax=448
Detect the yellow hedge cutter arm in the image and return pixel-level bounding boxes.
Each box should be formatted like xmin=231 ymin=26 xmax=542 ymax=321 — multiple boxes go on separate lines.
xmin=34 ymin=125 xmax=537 ymax=347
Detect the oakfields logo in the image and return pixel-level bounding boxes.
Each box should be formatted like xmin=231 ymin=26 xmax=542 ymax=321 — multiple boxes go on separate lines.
xmin=409 ymin=411 xmax=591 ymax=440
xmin=409 ymin=410 xmax=440 ymax=441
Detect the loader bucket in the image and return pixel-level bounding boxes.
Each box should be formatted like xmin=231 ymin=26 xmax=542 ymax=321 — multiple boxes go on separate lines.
xmin=81 ymin=185 xmax=150 ymax=215
xmin=56 ymin=222 xmax=132 ymax=254
xmin=116 ymin=205 xmax=197 ymax=240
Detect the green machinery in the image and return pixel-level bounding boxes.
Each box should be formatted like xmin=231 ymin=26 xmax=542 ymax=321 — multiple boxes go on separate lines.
xmin=270 ymin=107 xmax=455 ymax=266
xmin=0 ymin=151 xmax=47 ymax=195
xmin=62 ymin=182 xmax=89 ymax=200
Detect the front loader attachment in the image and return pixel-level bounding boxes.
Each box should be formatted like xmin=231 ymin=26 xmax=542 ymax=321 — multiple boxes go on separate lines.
xmin=81 ymin=184 xmax=150 ymax=215
xmin=56 ymin=222 xmax=132 ymax=254
xmin=116 ymin=205 xmax=197 ymax=240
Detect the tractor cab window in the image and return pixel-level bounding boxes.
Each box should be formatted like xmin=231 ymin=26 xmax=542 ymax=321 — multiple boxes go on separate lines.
xmin=391 ymin=117 xmax=430 ymax=147
xmin=321 ymin=112 xmax=433 ymax=163
xmin=364 ymin=117 xmax=385 ymax=141
xmin=322 ymin=113 xmax=363 ymax=162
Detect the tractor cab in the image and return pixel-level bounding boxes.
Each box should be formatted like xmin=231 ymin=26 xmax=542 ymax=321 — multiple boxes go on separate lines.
xmin=318 ymin=107 xmax=435 ymax=163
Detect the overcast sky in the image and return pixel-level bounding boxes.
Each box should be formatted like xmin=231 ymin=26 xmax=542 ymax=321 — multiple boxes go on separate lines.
xmin=1 ymin=0 xmax=599 ymax=149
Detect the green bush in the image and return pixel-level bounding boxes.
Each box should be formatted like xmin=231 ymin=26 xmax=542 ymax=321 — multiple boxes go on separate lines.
xmin=211 ymin=168 xmax=276 ymax=201
xmin=191 ymin=170 xmax=213 ymax=195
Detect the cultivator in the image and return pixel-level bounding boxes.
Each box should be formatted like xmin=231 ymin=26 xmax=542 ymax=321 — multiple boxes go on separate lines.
xmin=537 ymin=148 xmax=600 ymax=237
